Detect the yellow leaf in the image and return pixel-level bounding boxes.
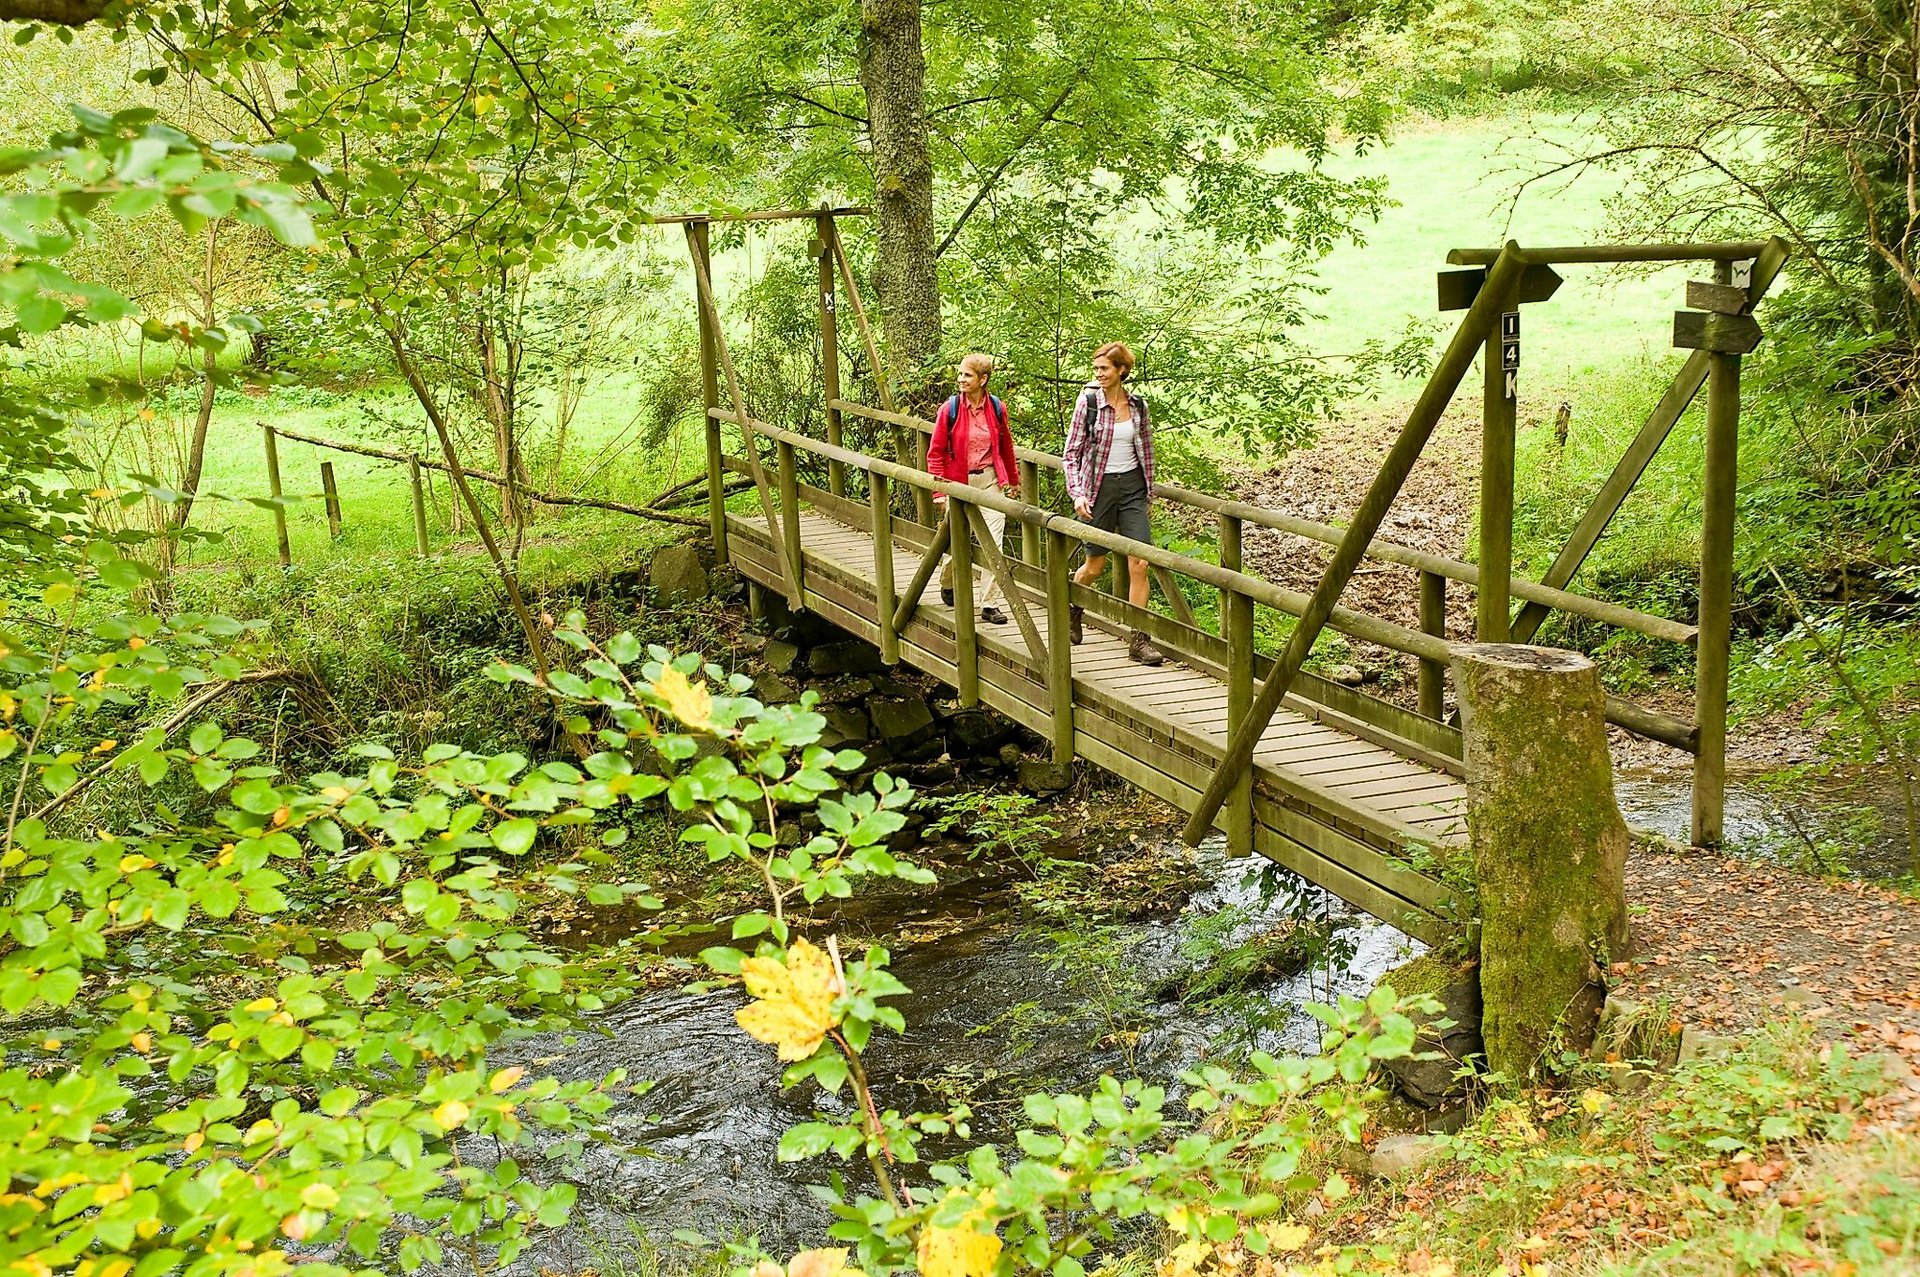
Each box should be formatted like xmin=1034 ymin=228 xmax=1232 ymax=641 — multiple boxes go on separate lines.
xmin=183 ymin=1131 xmax=205 ymax=1154
xmin=490 ymin=1066 xmax=526 ymax=1093
xmin=917 ymin=1194 xmax=1001 ymax=1277
xmin=131 ymin=1031 xmax=151 ymax=1053
xmin=244 ymin=996 xmax=278 ymax=1013
xmin=1320 ymin=1171 xmax=1350 ymax=1202
xmin=280 ymin=1212 xmax=308 ymax=1241
xmin=473 ymin=92 xmax=495 ymax=115
xmin=97 ymin=1261 xmax=132 ymax=1277
xmin=91 ymin=1174 xmax=132 ymax=1204
xmin=788 ymin=1249 xmax=861 ymax=1277
xmin=653 ymin=665 xmax=713 ymax=731
xmin=1579 ymin=1088 xmax=1611 ymax=1116
xmin=118 ymin=854 xmax=155 ymax=873
xmin=735 ymin=938 xmax=842 ymax=1061
xmin=300 ymin=1183 xmax=340 ymax=1211
xmin=432 ymin=1100 xmax=471 ymax=1130
xmin=1163 ymin=1240 xmax=1211 ymax=1277
xmin=93 ymin=738 xmax=117 ymax=753
xmin=1263 ymin=1221 xmax=1310 ymax=1253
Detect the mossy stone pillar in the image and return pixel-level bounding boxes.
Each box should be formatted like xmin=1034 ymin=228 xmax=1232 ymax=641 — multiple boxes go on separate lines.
xmin=1455 ymin=643 xmax=1629 ymax=1083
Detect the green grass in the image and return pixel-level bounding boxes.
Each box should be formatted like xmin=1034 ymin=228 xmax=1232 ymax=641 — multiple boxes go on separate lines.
xmin=1306 ymin=110 xmax=1729 ymax=398
xmin=103 ymin=371 xmax=713 ymax=575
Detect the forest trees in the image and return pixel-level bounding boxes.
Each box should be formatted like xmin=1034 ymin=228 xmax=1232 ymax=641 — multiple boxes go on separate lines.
xmin=653 ymin=0 xmax=1409 ymax=448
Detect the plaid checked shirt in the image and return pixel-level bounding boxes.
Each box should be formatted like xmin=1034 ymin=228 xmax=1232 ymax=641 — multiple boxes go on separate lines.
xmin=1062 ymin=384 xmax=1154 ymax=511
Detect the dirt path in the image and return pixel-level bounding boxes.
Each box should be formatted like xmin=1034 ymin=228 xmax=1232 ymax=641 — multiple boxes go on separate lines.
xmin=1614 ymin=846 xmax=1920 ymax=1041
xmin=1224 ymin=401 xmax=1828 ymax=771
xmin=1223 ymin=408 xmax=1920 ymax=1050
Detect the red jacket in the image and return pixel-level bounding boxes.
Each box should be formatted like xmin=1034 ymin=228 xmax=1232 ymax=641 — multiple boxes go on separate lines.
xmin=926 ymin=394 xmax=1018 ymax=487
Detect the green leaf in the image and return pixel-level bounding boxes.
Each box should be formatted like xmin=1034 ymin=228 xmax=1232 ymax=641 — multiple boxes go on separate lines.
xmin=15 ymin=294 xmax=64 ymax=334
xmin=491 ymin=818 xmax=538 ymax=855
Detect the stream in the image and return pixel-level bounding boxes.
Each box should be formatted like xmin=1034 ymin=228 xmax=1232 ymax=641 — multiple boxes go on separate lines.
xmin=459 ymin=836 xmax=1424 ymax=1274
xmin=1614 ymin=767 xmax=1915 ymax=879
xmin=434 ymin=768 xmax=1910 ymax=1275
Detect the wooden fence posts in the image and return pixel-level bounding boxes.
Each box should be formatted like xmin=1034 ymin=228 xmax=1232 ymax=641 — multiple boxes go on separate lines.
xmin=692 ymin=219 xmax=728 ymax=565
xmin=1418 ymin=571 xmax=1447 ymax=719
xmin=1679 ymin=257 xmax=1763 ymax=846
xmin=1045 ymin=527 xmax=1076 ymax=766
xmin=869 ymin=474 xmax=899 ymax=664
xmin=319 ymin=461 xmax=342 ymax=540
xmin=408 ymin=455 xmax=430 ymax=555
xmin=262 ymin=425 xmax=291 ymax=569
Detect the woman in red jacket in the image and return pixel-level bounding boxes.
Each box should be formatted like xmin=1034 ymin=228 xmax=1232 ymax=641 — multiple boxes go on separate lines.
xmin=926 ymin=352 xmax=1020 ymax=624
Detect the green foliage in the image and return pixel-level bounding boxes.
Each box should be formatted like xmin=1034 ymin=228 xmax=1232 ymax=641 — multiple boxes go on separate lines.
xmin=920 ymin=790 xmax=1057 ymax=862
xmin=651 ymin=0 xmax=1414 ymax=454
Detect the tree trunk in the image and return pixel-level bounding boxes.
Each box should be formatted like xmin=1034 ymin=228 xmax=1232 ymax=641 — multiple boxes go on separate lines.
xmin=478 ymin=315 xmax=525 ymax=529
xmin=172 ymin=227 xmax=222 ymax=533
xmin=1455 ymin=643 xmax=1630 ymax=1085
xmin=857 ymin=0 xmax=941 ymax=405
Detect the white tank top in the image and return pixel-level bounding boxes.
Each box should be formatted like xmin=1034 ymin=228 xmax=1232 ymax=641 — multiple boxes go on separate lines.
xmin=1103 ymin=405 xmax=1138 ymax=474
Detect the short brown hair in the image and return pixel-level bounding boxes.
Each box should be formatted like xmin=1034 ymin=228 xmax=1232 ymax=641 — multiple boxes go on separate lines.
xmin=1093 ymin=341 xmax=1135 ymax=380
xmin=960 ymin=352 xmax=995 ymax=379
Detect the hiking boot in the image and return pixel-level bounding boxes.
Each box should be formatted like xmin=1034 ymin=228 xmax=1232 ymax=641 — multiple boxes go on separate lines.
xmin=981 ymin=607 xmax=1007 ymax=625
xmin=940 ymin=587 xmax=954 ymax=606
xmin=1129 ymin=630 xmax=1165 ymax=666
xmin=1068 ymin=604 xmax=1084 ymax=645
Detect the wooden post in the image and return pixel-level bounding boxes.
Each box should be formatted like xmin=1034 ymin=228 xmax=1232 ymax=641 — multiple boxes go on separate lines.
xmin=1418 ymin=570 xmax=1447 ymax=719
xmin=1692 ymin=263 xmax=1740 ymax=847
xmin=692 ymin=219 xmax=727 ymax=564
xmin=408 ymin=454 xmax=430 ymax=555
xmin=951 ymin=498 xmax=978 ymax=706
xmin=1045 ymin=527 xmax=1076 ymax=765
xmin=686 ymin=224 xmax=796 ymax=603
xmin=1455 ymin=644 xmax=1629 ymax=1082
xmin=777 ymin=439 xmax=804 ymax=602
xmin=262 ymin=424 xmax=291 ymax=568
xmin=816 ymin=211 xmax=846 ymax=499
xmin=871 ymin=474 xmax=899 ymax=664
xmin=1217 ymin=512 xmax=1242 ymax=638
xmin=1224 ymin=586 xmax=1254 ymax=857
xmin=1479 ymin=284 xmax=1520 ymax=641
xmin=1019 ymin=459 xmax=1040 ymax=566
xmin=319 ymin=460 xmax=342 ymax=541
xmin=1181 ymin=244 xmax=1528 ymax=845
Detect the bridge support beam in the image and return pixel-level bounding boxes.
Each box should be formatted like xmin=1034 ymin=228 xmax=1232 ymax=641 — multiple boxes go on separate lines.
xmin=1456 ymin=643 xmax=1629 ymax=1085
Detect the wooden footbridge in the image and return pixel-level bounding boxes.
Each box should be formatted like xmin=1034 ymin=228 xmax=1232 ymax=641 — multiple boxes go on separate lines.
xmin=680 ymin=212 xmax=1789 ymax=943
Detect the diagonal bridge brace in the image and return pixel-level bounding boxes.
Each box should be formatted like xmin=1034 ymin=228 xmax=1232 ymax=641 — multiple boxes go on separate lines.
xmin=1181 ymin=242 xmax=1530 ymax=846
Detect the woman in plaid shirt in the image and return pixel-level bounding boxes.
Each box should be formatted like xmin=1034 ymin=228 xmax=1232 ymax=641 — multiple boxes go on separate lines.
xmin=1063 ymin=341 xmax=1165 ymax=666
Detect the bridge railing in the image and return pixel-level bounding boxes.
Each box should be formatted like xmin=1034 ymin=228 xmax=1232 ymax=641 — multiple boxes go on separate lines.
xmin=818 ymin=400 xmax=1699 ymax=753
xmin=709 ymin=399 xmax=1699 ymax=851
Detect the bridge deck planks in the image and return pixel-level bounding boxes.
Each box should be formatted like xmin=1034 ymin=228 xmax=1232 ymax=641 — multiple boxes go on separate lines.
xmin=725 ymin=507 xmax=1463 ymax=938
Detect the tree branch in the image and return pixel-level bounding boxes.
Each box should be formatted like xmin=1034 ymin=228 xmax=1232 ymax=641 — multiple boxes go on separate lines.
xmin=934 ymin=76 xmax=1079 ymax=258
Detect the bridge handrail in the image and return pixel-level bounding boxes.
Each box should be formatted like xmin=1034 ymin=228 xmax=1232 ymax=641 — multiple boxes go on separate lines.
xmin=828 ymin=398 xmax=1695 ymax=647
xmin=712 ymin=405 xmax=1695 ymax=751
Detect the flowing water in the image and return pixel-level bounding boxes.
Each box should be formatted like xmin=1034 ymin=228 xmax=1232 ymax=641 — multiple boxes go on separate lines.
xmin=457 ymin=838 xmax=1424 ymax=1274
xmin=1614 ymin=767 xmax=1915 ymax=879
xmin=434 ymin=768 xmax=1909 ymax=1275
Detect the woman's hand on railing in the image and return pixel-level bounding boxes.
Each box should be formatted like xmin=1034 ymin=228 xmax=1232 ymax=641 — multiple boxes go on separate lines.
xmin=1074 ymin=502 xmax=1091 ymax=521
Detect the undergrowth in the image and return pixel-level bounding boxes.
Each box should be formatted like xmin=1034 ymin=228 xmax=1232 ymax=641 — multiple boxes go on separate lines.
xmin=1300 ymin=1017 xmax=1916 ymax=1274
